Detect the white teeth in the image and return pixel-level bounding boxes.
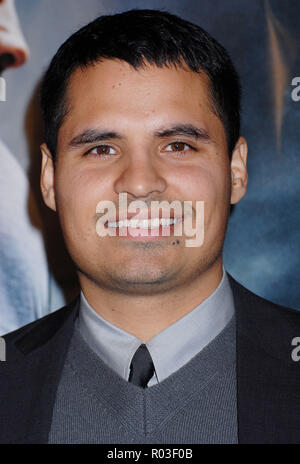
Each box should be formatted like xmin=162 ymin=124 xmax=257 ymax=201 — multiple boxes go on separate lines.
xmin=151 ymin=218 xmax=160 ymax=228
xmin=107 ymin=217 xmax=179 ymax=229
xmin=108 ymin=221 xmax=118 ymax=228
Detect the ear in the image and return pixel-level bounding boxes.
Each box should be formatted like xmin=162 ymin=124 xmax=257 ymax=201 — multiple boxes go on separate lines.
xmin=40 ymin=143 xmax=57 ymax=212
xmin=230 ymin=136 xmax=248 ymax=205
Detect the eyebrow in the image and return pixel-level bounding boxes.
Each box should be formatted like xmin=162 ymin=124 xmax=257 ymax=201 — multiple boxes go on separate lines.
xmin=154 ymin=124 xmax=212 ymax=142
xmin=68 ymin=129 xmax=123 ymax=148
xmin=67 ymin=123 xmax=212 ymax=149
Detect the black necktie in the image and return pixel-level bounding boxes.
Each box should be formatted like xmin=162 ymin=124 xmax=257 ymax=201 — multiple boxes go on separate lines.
xmin=128 ymin=344 xmax=155 ymax=388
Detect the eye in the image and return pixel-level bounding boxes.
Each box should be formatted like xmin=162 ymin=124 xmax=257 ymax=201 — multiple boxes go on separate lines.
xmin=164 ymin=141 xmax=195 ymax=153
xmin=85 ymin=144 xmax=117 ymax=157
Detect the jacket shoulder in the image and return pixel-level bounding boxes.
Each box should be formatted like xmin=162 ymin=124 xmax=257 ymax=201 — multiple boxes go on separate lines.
xmin=228 ymin=273 xmax=300 ymax=321
xmin=0 ymin=297 xmax=80 ymax=444
xmin=228 ymin=273 xmax=300 ymax=360
xmin=3 ymin=297 xmax=80 ymax=356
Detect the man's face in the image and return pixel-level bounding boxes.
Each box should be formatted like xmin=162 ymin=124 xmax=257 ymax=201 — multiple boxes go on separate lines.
xmin=0 ymin=0 xmax=28 ymax=73
xmin=41 ymin=59 xmax=247 ymax=295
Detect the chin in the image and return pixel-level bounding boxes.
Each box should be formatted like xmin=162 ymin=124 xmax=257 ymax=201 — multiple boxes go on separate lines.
xmin=92 ymin=265 xmax=181 ymax=295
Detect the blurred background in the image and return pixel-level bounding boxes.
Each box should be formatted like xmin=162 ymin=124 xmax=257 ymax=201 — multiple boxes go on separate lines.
xmin=0 ymin=0 xmax=299 ymax=332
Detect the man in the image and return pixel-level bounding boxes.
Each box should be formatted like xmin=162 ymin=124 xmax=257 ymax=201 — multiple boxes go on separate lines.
xmin=0 ymin=0 xmax=65 ymax=334
xmin=1 ymin=9 xmax=300 ymax=444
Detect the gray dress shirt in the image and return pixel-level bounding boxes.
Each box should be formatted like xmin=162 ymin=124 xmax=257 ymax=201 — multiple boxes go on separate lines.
xmin=78 ymin=268 xmax=235 ymax=386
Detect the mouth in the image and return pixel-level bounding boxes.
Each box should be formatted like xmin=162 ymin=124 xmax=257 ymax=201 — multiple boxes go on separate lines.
xmin=105 ymin=216 xmax=183 ymax=240
xmin=108 ymin=217 xmax=180 ymax=229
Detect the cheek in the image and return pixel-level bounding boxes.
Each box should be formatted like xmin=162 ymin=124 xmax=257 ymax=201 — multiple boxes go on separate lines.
xmin=171 ymin=162 xmax=230 ymax=233
xmin=171 ymin=163 xmax=229 ymax=203
xmin=55 ymin=166 xmax=112 ymax=232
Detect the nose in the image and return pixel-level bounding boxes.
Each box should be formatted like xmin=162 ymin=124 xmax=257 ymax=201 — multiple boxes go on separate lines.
xmin=114 ymin=154 xmax=167 ymax=200
xmin=0 ymin=0 xmax=29 ymax=72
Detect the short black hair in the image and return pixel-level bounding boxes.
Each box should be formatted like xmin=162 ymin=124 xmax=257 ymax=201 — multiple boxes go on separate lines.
xmin=40 ymin=9 xmax=241 ymax=161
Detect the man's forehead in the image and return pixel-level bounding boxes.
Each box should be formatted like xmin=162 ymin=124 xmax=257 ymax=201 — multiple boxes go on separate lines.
xmin=67 ymin=58 xmax=211 ymax=98
xmin=56 ymin=59 xmax=222 ymax=150
xmin=63 ymin=59 xmax=215 ymax=127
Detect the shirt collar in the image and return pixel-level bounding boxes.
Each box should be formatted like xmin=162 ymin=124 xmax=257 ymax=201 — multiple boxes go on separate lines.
xmin=78 ymin=267 xmax=234 ymax=385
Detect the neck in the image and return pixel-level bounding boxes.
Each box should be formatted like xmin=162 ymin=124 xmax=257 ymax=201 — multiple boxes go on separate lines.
xmin=79 ymin=259 xmax=224 ymax=341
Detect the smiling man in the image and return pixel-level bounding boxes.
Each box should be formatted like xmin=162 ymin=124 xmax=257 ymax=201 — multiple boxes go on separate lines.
xmin=1 ymin=9 xmax=300 ymax=445
xmin=41 ymin=58 xmax=244 ymax=341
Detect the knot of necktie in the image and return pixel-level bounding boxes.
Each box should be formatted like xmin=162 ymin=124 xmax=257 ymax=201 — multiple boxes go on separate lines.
xmin=128 ymin=344 xmax=155 ymax=388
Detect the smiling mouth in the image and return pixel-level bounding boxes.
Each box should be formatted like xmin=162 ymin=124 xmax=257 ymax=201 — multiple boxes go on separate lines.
xmin=107 ymin=217 xmax=180 ymax=229
xmin=103 ymin=216 xmax=183 ymax=239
